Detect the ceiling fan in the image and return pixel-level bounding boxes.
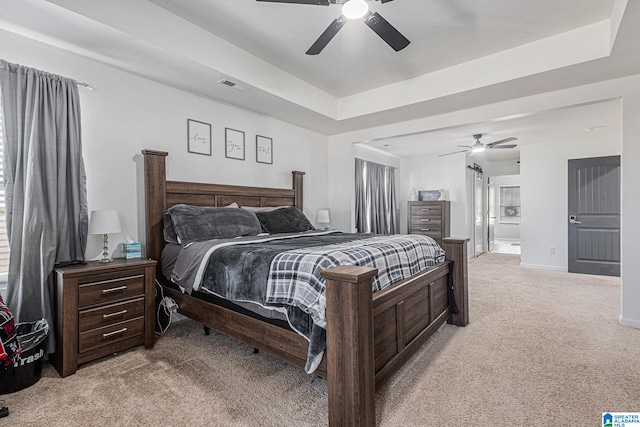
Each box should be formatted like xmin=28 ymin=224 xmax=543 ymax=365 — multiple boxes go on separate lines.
xmin=257 ymin=0 xmax=410 ymax=55
xmin=438 ymin=134 xmax=518 ymax=157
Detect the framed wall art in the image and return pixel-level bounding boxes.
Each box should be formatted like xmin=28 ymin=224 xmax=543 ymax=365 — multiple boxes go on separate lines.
xmin=225 ymin=128 xmax=245 ymax=160
xmin=187 ymin=119 xmax=211 ymax=156
xmin=256 ymin=135 xmax=273 ymax=164
xmin=419 ymin=190 xmax=441 ymax=201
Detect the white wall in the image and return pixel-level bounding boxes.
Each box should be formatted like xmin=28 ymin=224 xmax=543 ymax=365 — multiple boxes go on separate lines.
xmin=353 ymin=145 xmax=402 ymax=169
xmin=400 ymin=153 xmax=468 ymax=239
xmin=520 ymin=134 xmax=621 ymax=271
xmin=621 ymin=89 xmax=640 ymax=328
xmin=327 ymin=140 xmax=354 ymax=232
xmin=0 ymin=30 xmax=329 ymax=259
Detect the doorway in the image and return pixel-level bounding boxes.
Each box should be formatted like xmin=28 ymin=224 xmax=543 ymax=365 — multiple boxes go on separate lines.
xmin=487 ymin=175 xmax=521 ymax=255
xmin=568 ymin=155 xmax=620 ymax=276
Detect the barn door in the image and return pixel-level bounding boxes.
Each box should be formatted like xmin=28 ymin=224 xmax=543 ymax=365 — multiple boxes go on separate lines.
xmin=568 ymin=155 xmax=620 ymax=276
xmin=487 ymin=178 xmax=495 ymax=252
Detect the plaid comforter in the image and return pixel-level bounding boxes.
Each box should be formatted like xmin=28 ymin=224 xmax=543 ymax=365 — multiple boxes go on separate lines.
xmin=266 ymin=234 xmax=445 ymax=331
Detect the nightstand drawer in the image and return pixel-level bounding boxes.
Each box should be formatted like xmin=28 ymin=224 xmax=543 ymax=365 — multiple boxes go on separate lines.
xmin=78 ymin=274 xmax=144 ymax=308
xmin=79 ymin=297 xmax=145 ymax=333
xmin=79 ymin=317 xmax=144 ymax=353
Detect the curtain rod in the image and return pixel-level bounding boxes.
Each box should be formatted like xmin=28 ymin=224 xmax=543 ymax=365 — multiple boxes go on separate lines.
xmin=75 ymin=81 xmax=95 ymax=91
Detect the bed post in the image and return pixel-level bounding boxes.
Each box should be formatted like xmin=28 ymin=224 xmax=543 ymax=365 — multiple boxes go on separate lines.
xmin=321 ymin=265 xmax=378 ymax=427
xmin=442 ymin=237 xmax=469 ymax=326
xmin=292 ymin=171 xmax=305 ymax=210
xmin=142 ymin=150 xmax=168 ymax=273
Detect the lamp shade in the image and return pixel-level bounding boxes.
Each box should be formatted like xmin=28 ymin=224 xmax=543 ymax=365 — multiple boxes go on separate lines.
xmin=315 ymin=209 xmax=330 ymax=224
xmin=88 ymin=210 xmax=122 ymax=235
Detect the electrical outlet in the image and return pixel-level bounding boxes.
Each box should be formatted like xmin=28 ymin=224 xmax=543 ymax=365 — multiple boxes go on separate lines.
xmin=548 ymin=247 xmax=555 ymax=255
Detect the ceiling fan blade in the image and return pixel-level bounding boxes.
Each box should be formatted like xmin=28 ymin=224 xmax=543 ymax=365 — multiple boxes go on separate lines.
xmin=438 ymin=149 xmax=468 ymax=158
xmin=491 ymin=144 xmax=518 ymax=149
xmin=363 ymin=12 xmax=410 ymax=52
xmin=457 ymin=145 xmax=472 ymax=149
xmin=256 ymin=0 xmax=331 ymax=5
xmin=486 ymin=137 xmax=518 ymax=148
xmin=379 ymin=0 xmax=396 ymax=3
xmin=306 ymin=16 xmax=347 ymax=55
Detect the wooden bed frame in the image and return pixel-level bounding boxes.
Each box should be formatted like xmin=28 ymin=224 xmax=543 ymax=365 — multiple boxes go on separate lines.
xmin=143 ymin=149 xmax=469 ymax=427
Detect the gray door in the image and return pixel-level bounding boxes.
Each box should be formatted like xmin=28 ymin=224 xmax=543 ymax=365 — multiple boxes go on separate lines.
xmin=568 ymin=155 xmax=620 ymax=276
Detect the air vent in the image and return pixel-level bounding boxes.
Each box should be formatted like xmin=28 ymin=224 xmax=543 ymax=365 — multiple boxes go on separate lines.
xmin=218 ymin=78 xmax=250 ymax=91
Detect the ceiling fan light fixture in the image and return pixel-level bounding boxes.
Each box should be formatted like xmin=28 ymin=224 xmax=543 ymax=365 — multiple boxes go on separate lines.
xmin=472 ymin=146 xmax=485 ymax=153
xmin=342 ymin=0 xmax=369 ymax=20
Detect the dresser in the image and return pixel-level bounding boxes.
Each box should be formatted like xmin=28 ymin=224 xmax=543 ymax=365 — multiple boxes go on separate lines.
xmin=407 ymin=201 xmax=451 ymax=246
xmin=53 ymin=258 xmax=156 ymax=377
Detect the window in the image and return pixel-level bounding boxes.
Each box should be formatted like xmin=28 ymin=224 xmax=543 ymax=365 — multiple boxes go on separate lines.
xmin=0 ymin=103 xmax=8 ymax=281
xmin=355 ymin=158 xmax=397 ymax=234
xmin=499 ymin=185 xmax=521 ymax=224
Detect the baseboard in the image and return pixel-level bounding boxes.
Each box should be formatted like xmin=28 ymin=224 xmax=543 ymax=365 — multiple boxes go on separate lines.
xmin=619 ymin=316 xmax=640 ymax=329
xmin=519 ymin=263 xmax=567 ymax=272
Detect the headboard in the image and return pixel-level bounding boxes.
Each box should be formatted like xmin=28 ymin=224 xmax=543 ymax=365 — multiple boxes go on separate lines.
xmin=142 ymin=150 xmax=305 ymax=273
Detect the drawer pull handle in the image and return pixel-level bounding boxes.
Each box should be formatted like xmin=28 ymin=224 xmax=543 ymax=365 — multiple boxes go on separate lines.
xmin=103 ymin=309 xmax=128 ymax=319
xmin=103 ymin=328 xmax=128 ymax=339
xmin=421 ymin=208 xmax=431 ymax=211
xmin=102 ymin=285 xmax=128 ymax=294
xmin=421 ymin=219 xmax=431 ymax=222
xmin=421 ymin=228 xmax=431 ymax=231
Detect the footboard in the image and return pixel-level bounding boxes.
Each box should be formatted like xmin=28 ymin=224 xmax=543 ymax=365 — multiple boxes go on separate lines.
xmin=321 ymin=237 xmax=468 ymax=427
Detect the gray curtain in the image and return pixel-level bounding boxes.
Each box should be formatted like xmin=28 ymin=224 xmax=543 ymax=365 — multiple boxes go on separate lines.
xmin=355 ymin=158 xmax=397 ymax=234
xmin=0 ymin=60 xmax=88 ymax=353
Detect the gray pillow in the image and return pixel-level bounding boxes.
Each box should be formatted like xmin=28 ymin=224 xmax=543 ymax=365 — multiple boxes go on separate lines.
xmin=164 ymin=204 xmax=262 ymax=244
xmin=255 ymin=207 xmax=315 ymax=234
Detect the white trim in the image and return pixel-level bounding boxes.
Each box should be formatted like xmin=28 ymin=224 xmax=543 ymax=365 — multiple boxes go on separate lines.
xmin=619 ymin=315 xmax=640 ymax=329
xmin=519 ymin=263 xmax=567 ymax=272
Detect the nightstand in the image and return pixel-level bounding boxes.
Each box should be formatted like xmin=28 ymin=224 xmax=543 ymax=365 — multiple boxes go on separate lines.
xmin=53 ymin=258 xmax=157 ymax=377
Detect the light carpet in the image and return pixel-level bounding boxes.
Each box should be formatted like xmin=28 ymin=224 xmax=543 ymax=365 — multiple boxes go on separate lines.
xmin=3 ymin=253 xmax=637 ymax=426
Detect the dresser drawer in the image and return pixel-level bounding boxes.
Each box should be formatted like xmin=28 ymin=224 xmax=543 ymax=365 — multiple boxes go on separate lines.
xmin=79 ymin=317 xmax=144 ymax=353
xmin=410 ymin=216 xmax=442 ymax=228
xmin=79 ymin=297 xmax=145 ymax=333
xmin=78 ymin=274 xmax=145 ymax=308
xmin=410 ymin=225 xmax=442 ymax=235
xmin=410 ymin=204 xmax=442 ymax=217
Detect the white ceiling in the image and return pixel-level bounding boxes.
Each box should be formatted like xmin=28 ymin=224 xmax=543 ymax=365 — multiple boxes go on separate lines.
xmin=1 ymin=0 xmax=638 ymax=160
xmin=148 ymin=0 xmax=614 ymax=97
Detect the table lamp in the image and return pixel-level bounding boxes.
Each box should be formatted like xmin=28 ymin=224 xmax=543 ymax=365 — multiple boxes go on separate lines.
xmin=315 ymin=209 xmax=331 ymax=231
xmin=89 ymin=209 xmax=122 ymax=263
